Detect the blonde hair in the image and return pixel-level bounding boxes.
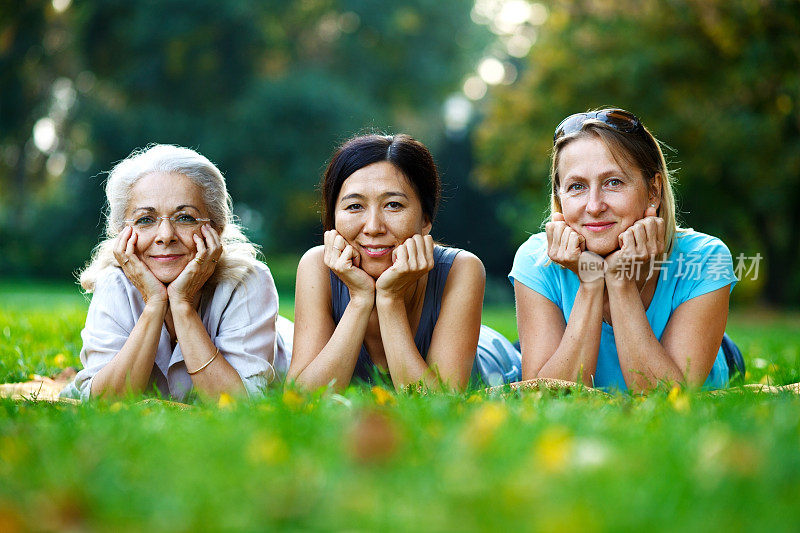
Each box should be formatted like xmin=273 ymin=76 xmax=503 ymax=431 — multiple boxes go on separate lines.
xmin=79 ymin=144 xmax=261 ymax=292
xmin=549 ymin=111 xmax=680 ymax=255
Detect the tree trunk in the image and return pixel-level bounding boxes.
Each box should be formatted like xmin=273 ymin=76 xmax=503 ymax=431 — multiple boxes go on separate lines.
xmin=757 ymin=212 xmax=796 ymax=306
xmin=13 ymin=139 xmax=27 ymax=225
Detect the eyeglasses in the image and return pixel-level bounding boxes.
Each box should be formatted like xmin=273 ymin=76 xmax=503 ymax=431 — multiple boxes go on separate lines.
xmin=124 ymin=213 xmax=211 ymax=232
xmin=553 ymin=109 xmax=642 ymax=145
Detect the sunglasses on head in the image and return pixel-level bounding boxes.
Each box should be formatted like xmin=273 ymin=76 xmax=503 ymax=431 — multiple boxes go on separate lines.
xmin=553 ymin=109 xmax=643 ymax=145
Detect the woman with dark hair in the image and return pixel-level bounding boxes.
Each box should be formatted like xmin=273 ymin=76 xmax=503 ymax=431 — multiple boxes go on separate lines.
xmin=289 ymin=134 xmax=520 ymax=391
xmin=510 ymin=109 xmax=743 ymax=392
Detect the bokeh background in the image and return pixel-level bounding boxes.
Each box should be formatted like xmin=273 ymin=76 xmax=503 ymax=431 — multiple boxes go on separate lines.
xmin=2 ymin=0 xmax=799 ymax=305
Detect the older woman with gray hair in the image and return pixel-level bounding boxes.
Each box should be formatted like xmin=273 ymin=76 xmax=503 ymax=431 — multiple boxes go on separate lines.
xmin=61 ymin=144 xmax=290 ymax=401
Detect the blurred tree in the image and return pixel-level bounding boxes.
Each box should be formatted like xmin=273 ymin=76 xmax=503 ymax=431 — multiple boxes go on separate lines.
xmin=0 ymin=0 xmax=85 ymax=276
xmin=0 ymin=0 xmax=71 ymax=213
xmin=72 ymin=0 xmax=489 ymax=251
xmin=475 ymin=0 xmax=800 ymax=305
xmin=436 ymin=128 xmax=515 ymax=278
xmin=0 ymin=0 xmax=492 ymax=278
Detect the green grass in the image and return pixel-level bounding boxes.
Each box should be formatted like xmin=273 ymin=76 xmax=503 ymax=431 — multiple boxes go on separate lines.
xmin=1 ymin=281 xmax=800 ymax=530
xmin=727 ymin=309 xmax=800 ymax=385
xmin=0 ymin=282 xmax=88 ymax=383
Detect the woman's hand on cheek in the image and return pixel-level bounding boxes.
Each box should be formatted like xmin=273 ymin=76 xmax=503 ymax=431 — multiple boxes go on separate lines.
xmin=605 ymin=206 xmax=665 ymax=284
xmin=545 ymin=212 xmax=585 ymax=276
xmin=323 ymin=230 xmax=375 ymax=302
xmin=114 ymin=226 xmax=167 ymax=305
xmin=167 ymin=224 xmax=222 ymax=306
xmin=641 ymin=205 xmax=666 ymax=256
xmin=376 ymin=234 xmax=434 ymax=299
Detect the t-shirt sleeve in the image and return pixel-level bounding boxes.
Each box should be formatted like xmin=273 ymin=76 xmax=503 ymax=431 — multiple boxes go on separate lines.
xmin=62 ymin=269 xmax=135 ymax=400
xmin=213 ymin=266 xmax=281 ymax=396
xmin=508 ymin=233 xmax=561 ymax=306
xmin=678 ymin=235 xmax=738 ymax=302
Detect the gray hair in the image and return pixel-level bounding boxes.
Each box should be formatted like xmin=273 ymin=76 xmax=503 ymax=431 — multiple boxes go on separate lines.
xmin=79 ymin=144 xmax=261 ymax=291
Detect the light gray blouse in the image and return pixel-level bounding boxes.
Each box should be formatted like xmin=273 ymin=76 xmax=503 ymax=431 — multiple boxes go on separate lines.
xmin=61 ymin=263 xmax=290 ymax=401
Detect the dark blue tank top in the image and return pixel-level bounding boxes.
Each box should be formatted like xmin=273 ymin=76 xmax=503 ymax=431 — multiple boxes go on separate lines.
xmin=329 ymin=245 xmax=461 ymax=382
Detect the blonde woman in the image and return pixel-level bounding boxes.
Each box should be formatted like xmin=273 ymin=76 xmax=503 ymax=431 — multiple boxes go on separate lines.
xmin=510 ymin=109 xmax=743 ymax=392
xmin=62 ymin=145 xmax=290 ymax=401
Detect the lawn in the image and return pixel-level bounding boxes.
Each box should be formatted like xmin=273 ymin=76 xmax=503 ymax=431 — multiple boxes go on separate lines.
xmin=1 ymin=280 xmax=800 ymax=531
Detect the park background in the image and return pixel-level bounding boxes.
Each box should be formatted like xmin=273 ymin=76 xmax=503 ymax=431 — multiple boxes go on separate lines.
xmin=2 ymin=0 xmax=799 ymax=306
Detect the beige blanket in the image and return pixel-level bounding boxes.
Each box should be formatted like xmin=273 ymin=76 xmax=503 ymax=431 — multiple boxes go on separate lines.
xmin=0 ymin=369 xmax=77 ymax=403
xmin=486 ymin=378 xmax=800 ymax=395
xmin=3 ymin=374 xmax=798 ymax=403
xmin=0 ymin=369 xmax=193 ymax=408
xmin=486 ymin=377 xmax=605 ymax=394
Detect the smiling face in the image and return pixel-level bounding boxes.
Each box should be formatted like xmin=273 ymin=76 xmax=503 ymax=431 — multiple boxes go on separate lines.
xmin=556 ymin=136 xmax=655 ymax=256
xmin=334 ymin=161 xmax=431 ymax=279
xmin=126 ymin=172 xmax=209 ymax=284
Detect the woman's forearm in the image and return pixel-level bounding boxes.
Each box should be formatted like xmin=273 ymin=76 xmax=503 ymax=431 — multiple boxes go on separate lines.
xmin=535 ymin=282 xmax=604 ymax=386
xmin=90 ymin=301 xmax=167 ymax=398
xmin=292 ymin=296 xmax=374 ymax=392
xmin=606 ymin=279 xmax=682 ymax=391
xmin=375 ymin=295 xmax=451 ymax=391
xmin=169 ymin=301 xmax=246 ymax=399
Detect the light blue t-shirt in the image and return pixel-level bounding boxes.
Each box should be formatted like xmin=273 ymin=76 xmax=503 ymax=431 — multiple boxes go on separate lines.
xmin=509 ymin=230 xmax=738 ymax=390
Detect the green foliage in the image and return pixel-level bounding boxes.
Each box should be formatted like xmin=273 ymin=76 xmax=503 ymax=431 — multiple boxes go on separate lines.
xmin=728 ymin=309 xmax=800 ymax=385
xmin=0 ymin=0 xmax=60 ymax=204
xmin=476 ymin=0 xmax=800 ymax=304
xmin=4 ymin=0 xmax=800 ymax=306
xmin=2 ymin=386 xmax=800 ymax=529
xmin=0 ymin=0 xmax=492 ymax=281
xmin=0 ymin=282 xmax=87 ymax=382
xmin=1 ymin=286 xmax=800 ymax=529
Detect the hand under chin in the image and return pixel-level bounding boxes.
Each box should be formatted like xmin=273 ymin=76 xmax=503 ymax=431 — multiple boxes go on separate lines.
xmin=583 ymin=240 xmax=619 ymax=258
xmin=365 ymin=268 xmax=389 ymax=281
xmin=360 ymin=258 xmax=392 ymax=280
xmin=157 ymin=274 xmax=180 ymax=285
xmin=149 ymin=265 xmax=184 ymax=285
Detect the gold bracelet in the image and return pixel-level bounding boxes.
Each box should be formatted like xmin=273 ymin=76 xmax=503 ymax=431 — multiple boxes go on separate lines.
xmin=187 ymin=347 xmax=220 ymax=375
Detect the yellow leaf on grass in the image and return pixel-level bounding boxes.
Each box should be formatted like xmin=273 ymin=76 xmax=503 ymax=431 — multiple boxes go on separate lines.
xmin=218 ymin=392 xmax=236 ymax=408
xmin=246 ymin=432 xmax=289 ymax=465
xmin=535 ymin=426 xmax=573 ymax=473
xmin=668 ymin=385 xmax=690 ymax=412
xmin=462 ymin=402 xmax=508 ymax=449
xmin=282 ymin=389 xmax=304 ymax=409
xmin=371 ymin=386 xmax=395 ymax=406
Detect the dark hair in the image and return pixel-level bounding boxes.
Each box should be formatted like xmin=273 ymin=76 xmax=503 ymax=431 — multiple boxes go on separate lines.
xmin=320 ymin=134 xmax=441 ymax=230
